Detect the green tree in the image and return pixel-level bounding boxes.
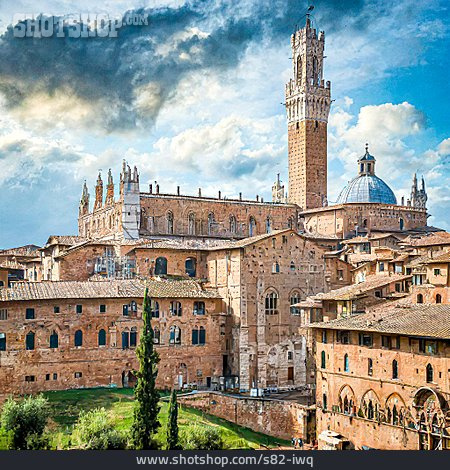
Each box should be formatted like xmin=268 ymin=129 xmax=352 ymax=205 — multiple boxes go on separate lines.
xmin=71 ymin=408 xmax=127 ymax=450
xmin=131 ymin=287 xmax=160 ymax=449
xmin=0 ymin=395 xmax=50 ymax=449
xmin=166 ymin=389 xmax=180 ymax=449
xmin=180 ymin=424 xmax=225 ymax=450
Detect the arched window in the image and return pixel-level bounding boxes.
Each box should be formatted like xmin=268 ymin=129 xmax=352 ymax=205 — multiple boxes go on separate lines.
xmin=170 ymin=301 xmax=182 ymax=316
xmin=265 ymin=291 xmax=279 ymax=315
xmin=49 ymin=330 xmax=58 ymax=349
xmin=368 ymin=358 xmax=373 ymax=376
xmin=417 ymin=293 xmax=423 ymax=304
xmin=290 ymin=261 xmax=296 ymax=272
xmin=344 ymin=354 xmax=349 ymax=372
xmin=426 ymin=364 xmax=433 ymax=383
xmin=151 ymin=300 xmax=160 ymax=318
xmin=122 ymin=330 xmax=129 ymax=349
xmin=207 ymin=212 xmax=215 ymax=235
xmin=188 ymin=212 xmax=195 ymax=235
xmin=166 ymin=211 xmax=174 ymax=234
xmin=266 ymin=217 xmax=272 ymax=234
xmin=399 ymin=218 xmax=404 ymax=230
xmin=272 ymin=262 xmax=280 ymax=273
xmin=74 ymin=330 xmax=83 ymax=347
xmin=153 ymin=327 xmax=160 ymax=344
xmin=185 ymin=258 xmax=196 ymax=277
xmin=26 ymin=331 xmax=35 ymax=350
xmin=229 ymin=215 xmax=237 ymax=234
xmin=363 ymin=219 xmax=368 ymax=228
xmin=321 ymin=350 xmax=326 ymax=369
xmin=249 ymin=216 xmax=256 ymax=237
xmin=98 ymin=329 xmax=106 ymax=346
xmin=436 ymin=294 xmax=442 ymax=304
xmin=130 ymin=327 xmax=137 ymax=348
xmin=392 ymin=359 xmax=398 ymax=379
xmin=290 ymin=291 xmax=301 ymax=315
xmin=169 ymin=325 xmax=181 ymax=345
xmin=155 ymin=257 xmax=168 ymax=275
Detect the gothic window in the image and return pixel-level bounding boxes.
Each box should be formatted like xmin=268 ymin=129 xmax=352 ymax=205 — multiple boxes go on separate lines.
xmin=122 ymin=329 xmax=129 ymax=349
xmin=166 ymin=211 xmax=174 ymax=234
xmin=426 ymin=364 xmax=433 ymax=383
xmin=249 ymin=216 xmax=256 ymax=237
xmin=153 ymin=327 xmax=160 ymax=344
xmin=266 ymin=217 xmax=272 ymax=233
xmin=169 ymin=325 xmax=181 ymax=345
xmin=170 ymin=301 xmax=182 ymax=316
xmin=392 ymin=359 xmax=399 ymax=379
xmin=188 ymin=213 xmax=195 ymax=235
xmin=74 ymin=330 xmax=83 ymax=347
xmin=130 ymin=327 xmax=137 ymax=348
xmin=193 ymin=301 xmax=205 ymax=315
xmin=208 ymin=212 xmax=215 ymax=235
xmin=321 ymin=351 xmax=326 ymax=369
xmin=151 ymin=300 xmax=160 ymax=318
xmin=49 ymin=330 xmax=58 ymax=349
xmin=265 ymin=290 xmax=279 ymax=315
xmin=417 ymin=293 xmax=424 ymax=304
xmin=155 ymin=257 xmax=168 ymax=275
xmin=26 ymin=331 xmax=35 ymax=350
xmin=290 ymin=291 xmax=301 ymax=315
xmin=98 ymin=329 xmax=106 ymax=346
xmin=272 ymin=262 xmax=280 ymax=273
xmin=436 ymin=294 xmax=442 ymax=304
xmin=344 ymin=354 xmax=349 ymax=372
xmin=229 ymin=215 xmax=237 ymax=234
xmin=192 ymin=327 xmax=198 ymax=345
xmin=185 ymin=258 xmax=196 ymax=277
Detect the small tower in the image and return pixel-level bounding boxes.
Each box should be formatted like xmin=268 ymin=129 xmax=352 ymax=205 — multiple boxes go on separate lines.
xmin=94 ymin=172 xmax=103 ymax=211
xmin=411 ymin=173 xmax=427 ymax=209
xmin=272 ymin=173 xmax=287 ymax=203
xmin=121 ymin=161 xmax=141 ymax=240
xmin=79 ymin=181 xmax=90 ymax=217
xmin=358 ymin=144 xmax=376 ymax=176
xmin=286 ymin=15 xmax=331 ymax=210
xmin=105 ymin=169 xmax=115 ymax=205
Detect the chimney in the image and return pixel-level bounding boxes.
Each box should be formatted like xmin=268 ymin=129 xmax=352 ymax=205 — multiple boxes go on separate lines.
xmin=177 ymin=186 xmax=180 ymax=196
xmin=239 ymin=192 xmax=242 ymax=201
xmin=256 ymin=195 xmax=259 ymax=202
xmin=198 ymin=188 xmax=202 ymax=197
xmin=156 ymin=184 xmax=160 ymax=194
xmin=218 ymin=191 xmax=221 ymax=199
xmin=149 ymin=184 xmax=153 ymax=194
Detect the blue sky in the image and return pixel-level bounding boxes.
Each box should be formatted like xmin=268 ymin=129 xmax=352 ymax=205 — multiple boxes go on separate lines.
xmin=0 ymin=0 xmax=448 ymax=248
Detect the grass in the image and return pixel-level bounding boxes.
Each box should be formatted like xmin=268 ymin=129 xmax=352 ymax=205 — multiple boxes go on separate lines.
xmin=1 ymin=387 xmax=289 ymax=450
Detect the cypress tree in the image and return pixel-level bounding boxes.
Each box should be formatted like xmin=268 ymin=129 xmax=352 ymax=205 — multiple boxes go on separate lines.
xmin=166 ymin=389 xmax=179 ymax=450
xmin=131 ymin=287 xmax=160 ymax=449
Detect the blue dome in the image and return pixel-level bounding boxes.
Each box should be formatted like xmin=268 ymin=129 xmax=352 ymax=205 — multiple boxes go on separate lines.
xmin=336 ymin=174 xmax=397 ymax=205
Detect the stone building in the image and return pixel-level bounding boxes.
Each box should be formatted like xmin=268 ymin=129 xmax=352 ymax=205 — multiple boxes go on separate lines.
xmin=310 ymin=304 xmax=450 ymax=450
xmin=0 ymin=279 xmax=228 ymax=400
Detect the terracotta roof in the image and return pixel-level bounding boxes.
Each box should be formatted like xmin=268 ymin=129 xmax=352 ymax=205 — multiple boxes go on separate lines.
xmin=309 ymin=304 xmax=450 ymax=339
xmin=405 ymin=254 xmax=431 ymax=268
xmin=313 ymin=274 xmax=411 ymax=301
xmin=344 ymin=236 xmax=369 ymax=244
xmin=401 ymin=232 xmax=450 ymax=247
xmin=347 ymin=253 xmax=376 ymax=264
xmin=0 ymin=245 xmax=41 ymax=256
xmin=45 ymin=235 xmax=88 ymax=247
xmin=0 ymin=279 xmax=220 ymax=301
xmin=423 ymin=251 xmax=450 ymax=264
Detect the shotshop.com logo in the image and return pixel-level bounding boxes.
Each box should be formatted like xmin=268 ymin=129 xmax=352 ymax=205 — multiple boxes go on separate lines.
xmin=12 ymin=12 xmax=149 ymax=38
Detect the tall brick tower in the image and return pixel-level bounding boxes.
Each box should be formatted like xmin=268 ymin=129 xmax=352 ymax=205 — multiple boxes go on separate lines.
xmin=285 ymin=17 xmax=331 ymax=210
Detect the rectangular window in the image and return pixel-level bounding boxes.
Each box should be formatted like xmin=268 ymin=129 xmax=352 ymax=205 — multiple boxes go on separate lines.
xmin=287 ymin=351 xmax=293 ymax=361
xmin=379 ymin=262 xmax=385 ymax=272
xmin=76 ymin=305 xmax=82 ymax=314
xmin=25 ymin=308 xmax=35 ymax=319
xmin=382 ymin=335 xmax=392 ymax=349
xmin=434 ymin=268 xmax=441 ymax=276
xmin=53 ymin=306 xmax=60 ymax=314
xmin=322 ymin=330 xmax=327 ymax=344
xmin=395 ymin=283 xmax=401 ymax=293
xmin=123 ymin=305 xmax=129 ymax=316
xmin=392 ymin=336 xmax=400 ymax=350
xmin=193 ymin=301 xmax=205 ymax=315
xmin=0 ymin=333 xmax=6 ymax=351
xmin=45 ymin=374 xmax=50 ymax=381
xmin=358 ymin=333 xmax=373 ymax=347
xmin=338 ymin=331 xmax=350 ymax=344
xmin=74 ymin=372 xmax=82 ymax=378
xmin=130 ymin=330 xmax=137 ymax=348
xmin=419 ymin=339 xmax=437 ymax=355
xmin=192 ymin=329 xmax=199 ymax=345
xmin=99 ymin=304 xmax=106 ymax=313
xmin=374 ymin=290 xmax=382 ymax=298
xmin=53 ymin=373 xmax=58 ymax=380
xmin=368 ymin=358 xmax=373 ymax=376
xmin=0 ymin=309 xmax=8 ymax=320
xmin=25 ymin=375 xmax=36 ymax=382
xmin=337 ymin=269 xmax=344 ymax=280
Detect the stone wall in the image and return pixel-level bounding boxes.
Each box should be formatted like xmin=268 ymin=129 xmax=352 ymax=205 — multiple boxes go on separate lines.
xmin=178 ymin=391 xmax=314 ymax=442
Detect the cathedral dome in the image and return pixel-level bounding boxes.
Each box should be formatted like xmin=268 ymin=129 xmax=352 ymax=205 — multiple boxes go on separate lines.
xmin=336 ymin=174 xmax=397 ymax=205
xmin=336 ymin=144 xmax=397 ymax=205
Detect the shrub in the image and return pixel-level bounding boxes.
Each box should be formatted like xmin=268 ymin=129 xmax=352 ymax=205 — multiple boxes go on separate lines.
xmin=71 ymin=408 xmax=127 ymax=450
xmin=180 ymin=424 xmax=225 ymax=450
xmin=0 ymin=395 xmax=50 ymax=450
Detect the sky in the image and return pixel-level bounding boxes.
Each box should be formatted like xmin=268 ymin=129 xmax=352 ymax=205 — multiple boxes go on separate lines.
xmin=0 ymin=0 xmax=448 ymax=248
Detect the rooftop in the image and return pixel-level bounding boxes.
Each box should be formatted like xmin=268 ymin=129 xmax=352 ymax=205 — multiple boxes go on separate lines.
xmin=0 ymin=279 xmax=220 ymax=302
xmin=309 ymin=304 xmax=450 ymax=339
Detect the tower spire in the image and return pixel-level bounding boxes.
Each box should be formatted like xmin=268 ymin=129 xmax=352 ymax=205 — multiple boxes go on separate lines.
xmin=94 ymin=172 xmax=103 ymax=211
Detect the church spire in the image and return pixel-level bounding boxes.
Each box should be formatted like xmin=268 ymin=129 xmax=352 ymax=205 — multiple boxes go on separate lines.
xmin=94 ymin=172 xmax=103 ymax=211
xmin=79 ymin=181 xmax=90 ymax=216
xmin=105 ymin=169 xmax=115 ymax=205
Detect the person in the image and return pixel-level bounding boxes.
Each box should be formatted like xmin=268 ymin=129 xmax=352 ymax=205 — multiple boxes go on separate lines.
xmin=291 ymin=437 xmax=297 ymax=448
xmin=298 ymin=437 xmax=304 ymax=449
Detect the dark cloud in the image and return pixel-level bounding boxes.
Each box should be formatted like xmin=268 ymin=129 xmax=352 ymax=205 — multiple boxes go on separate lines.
xmin=0 ymin=0 xmax=367 ymax=132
